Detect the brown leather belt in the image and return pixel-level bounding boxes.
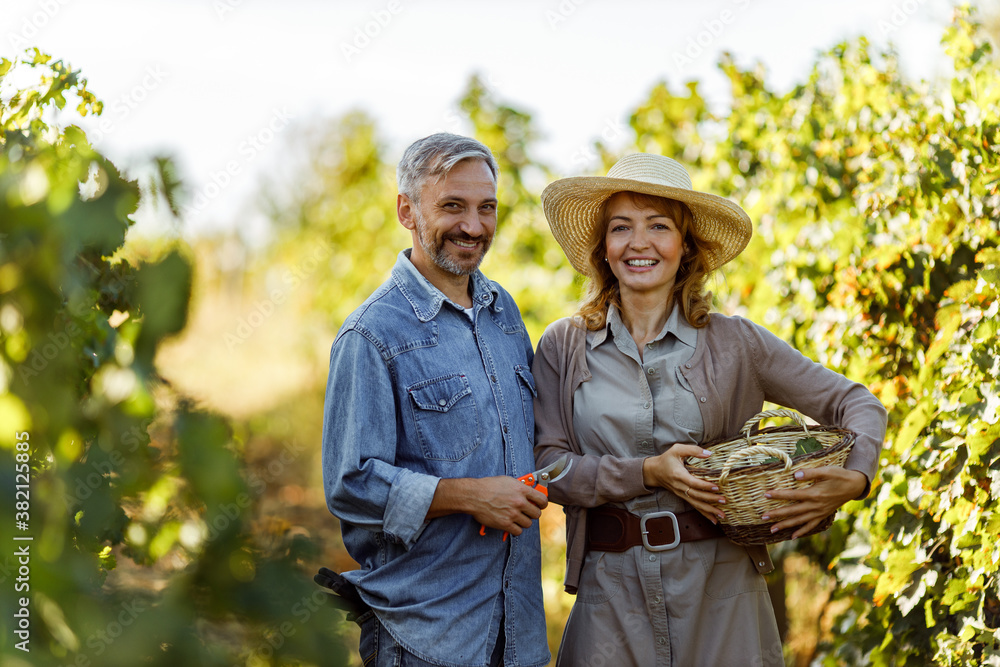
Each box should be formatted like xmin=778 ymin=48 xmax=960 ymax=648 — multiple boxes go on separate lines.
xmin=586 ymin=505 xmax=723 ymax=552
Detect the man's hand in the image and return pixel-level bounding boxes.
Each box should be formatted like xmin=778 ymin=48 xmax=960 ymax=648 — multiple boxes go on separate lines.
xmin=428 ymin=476 xmax=548 ymax=536
xmin=760 ymin=467 xmax=867 ymax=539
xmin=642 ymin=445 xmax=726 ymax=523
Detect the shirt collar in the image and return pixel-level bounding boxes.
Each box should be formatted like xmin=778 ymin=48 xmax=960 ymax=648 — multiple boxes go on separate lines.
xmin=588 ymin=306 xmax=614 ymax=348
xmin=665 ymin=302 xmax=699 ymax=349
xmin=590 ymin=301 xmax=698 ymax=350
xmin=392 ymin=249 xmax=501 ymax=322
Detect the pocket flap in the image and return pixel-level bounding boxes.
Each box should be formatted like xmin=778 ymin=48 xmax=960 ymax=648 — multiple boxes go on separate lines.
xmin=408 ymin=374 xmax=472 ymax=412
xmin=515 ymin=365 xmax=537 ymax=396
xmin=675 ymin=365 xmax=694 ymax=393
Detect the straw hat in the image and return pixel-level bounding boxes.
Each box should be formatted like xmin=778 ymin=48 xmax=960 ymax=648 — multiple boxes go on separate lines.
xmin=541 ymin=154 xmax=752 ymax=276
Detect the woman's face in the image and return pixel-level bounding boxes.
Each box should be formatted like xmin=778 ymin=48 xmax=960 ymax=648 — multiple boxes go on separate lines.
xmin=603 ymin=192 xmax=684 ymax=300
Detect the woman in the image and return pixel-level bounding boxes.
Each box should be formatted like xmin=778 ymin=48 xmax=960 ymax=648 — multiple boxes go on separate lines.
xmin=533 ymin=154 xmax=887 ymax=667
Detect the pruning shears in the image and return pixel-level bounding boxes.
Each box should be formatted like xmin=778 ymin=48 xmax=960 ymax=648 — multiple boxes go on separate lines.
xmin=480 ymin=455 xmax=573 ymax=540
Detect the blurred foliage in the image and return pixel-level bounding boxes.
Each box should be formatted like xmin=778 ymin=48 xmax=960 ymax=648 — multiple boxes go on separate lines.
xmin=0 ymin=51 xmax=348 ymax=665
xmin=3 ymin=5 xmax=1000 ymax=667
xmin=263 ymin=110 xmax=405 ymax=333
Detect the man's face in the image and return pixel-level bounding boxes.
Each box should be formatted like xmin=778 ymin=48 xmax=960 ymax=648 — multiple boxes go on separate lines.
xmin=401 ymin=159 xmax=498 ymax=279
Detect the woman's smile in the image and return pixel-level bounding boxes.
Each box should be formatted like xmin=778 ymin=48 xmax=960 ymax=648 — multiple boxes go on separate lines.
xmin=604 ymin=191 xmax=684 ymax=299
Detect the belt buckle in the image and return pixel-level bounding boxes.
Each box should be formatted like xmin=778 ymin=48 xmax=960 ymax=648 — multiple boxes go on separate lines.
xmin=640 ymin=511 xmax=680 ymax=551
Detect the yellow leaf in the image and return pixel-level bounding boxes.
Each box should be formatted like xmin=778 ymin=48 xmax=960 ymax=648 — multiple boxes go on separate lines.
xmin=0 ymin=394 xmax=32 ymax=448
xmin=874 ymin=545 xmax=923 ymax=604
xmin=926 ymin=304 xmax=962 ymax=366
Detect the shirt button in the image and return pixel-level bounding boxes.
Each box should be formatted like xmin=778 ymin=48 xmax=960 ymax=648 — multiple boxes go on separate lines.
xmin=438 ymin=399 xmax=447 ymax=406
xmin=647 ymin=368 xmax=656 ymax=375
xmin=643 ymin=402 xmax=651 ymax=409
xmin=491 ymin=374 xmax=497 ymax=383
xmin=654 ymin=595 xmax=662 ymax=603
xmin=685 ymin=363 xmax=692 ymax=369
xmin=657 ymin=637 xmax=666 ymax=646
xmin=640 ymin=440 xmax=649 ymax=447
xmin=648 ymin=554 xmax=657 ymax=562
xmin=648 ymin=342 xmax=656 ymax=349
xmin=700 ymin=397 xmax=707 ymax=403
xmin=503 ymin=425 xmax=508 ymax=434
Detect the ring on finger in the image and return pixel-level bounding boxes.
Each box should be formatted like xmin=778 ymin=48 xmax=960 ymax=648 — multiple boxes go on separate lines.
xmin=684 ymin=487 xmax=691 ymax=498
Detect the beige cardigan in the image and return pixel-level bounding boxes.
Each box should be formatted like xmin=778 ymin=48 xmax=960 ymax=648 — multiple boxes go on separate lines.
xmin=532 ymin=313 xmax=887 ymax=593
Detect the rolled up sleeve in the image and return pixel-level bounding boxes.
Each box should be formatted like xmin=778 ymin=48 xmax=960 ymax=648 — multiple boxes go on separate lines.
xmin=322 ymin=329 xmax=439 ymax=547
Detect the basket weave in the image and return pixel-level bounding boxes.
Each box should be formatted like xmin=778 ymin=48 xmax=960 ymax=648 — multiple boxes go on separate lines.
xmin=685 ymin=409 xmax=855 ymax=545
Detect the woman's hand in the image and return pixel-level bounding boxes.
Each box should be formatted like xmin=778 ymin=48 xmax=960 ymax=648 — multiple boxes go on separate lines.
xmin=761 ymin=467 xmax=867 ymax=538
xmin=642 ymin=445 xmax=726 ymax=523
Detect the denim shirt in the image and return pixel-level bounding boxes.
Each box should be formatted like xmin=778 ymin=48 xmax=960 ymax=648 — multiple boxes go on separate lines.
xmin=322 ymin=250 xmax=549 ymax=667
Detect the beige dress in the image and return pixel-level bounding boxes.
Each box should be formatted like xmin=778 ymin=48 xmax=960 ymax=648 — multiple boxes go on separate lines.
xmin=555 ymin=306 xmax=784 ymax=667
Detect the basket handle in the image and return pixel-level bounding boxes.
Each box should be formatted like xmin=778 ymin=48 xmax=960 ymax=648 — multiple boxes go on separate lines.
xmin=719 ymin=445 xmax=792 ymax=485
xmin=738 ymin=409 xmax=810 ymax=446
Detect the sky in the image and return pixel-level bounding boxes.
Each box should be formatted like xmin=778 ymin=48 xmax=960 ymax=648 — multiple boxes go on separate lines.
xmin=1 ymin=0 xmax=970 ymax=244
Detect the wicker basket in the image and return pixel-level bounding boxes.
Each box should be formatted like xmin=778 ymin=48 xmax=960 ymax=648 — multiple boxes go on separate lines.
xmin=685 ymin=409 xmax=856 ymax=545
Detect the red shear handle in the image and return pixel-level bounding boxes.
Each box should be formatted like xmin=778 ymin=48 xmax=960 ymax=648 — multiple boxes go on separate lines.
xmin=521 ymin=473 xmax=550 ymax=497
xmin=480 ymin=473 xmax=543 ymax=539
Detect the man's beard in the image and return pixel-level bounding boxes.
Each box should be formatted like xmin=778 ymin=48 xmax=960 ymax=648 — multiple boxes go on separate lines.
xmin=414 ymin=209 xmax=493 ymax=277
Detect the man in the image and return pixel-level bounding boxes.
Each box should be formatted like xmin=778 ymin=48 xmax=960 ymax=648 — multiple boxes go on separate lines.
xmin=322 ymin=133 xmax=550 ymax=667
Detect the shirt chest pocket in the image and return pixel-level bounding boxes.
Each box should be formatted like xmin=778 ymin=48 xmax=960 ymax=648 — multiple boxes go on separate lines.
xmin=407 ymin=374 xmax=482 ymax=461
xmin=673 ymin=366 xmax=702 ymax=431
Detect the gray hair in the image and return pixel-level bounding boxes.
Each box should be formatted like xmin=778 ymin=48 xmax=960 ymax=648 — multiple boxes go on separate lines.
xmin=396 ymin=133 xmax=499 ymax=203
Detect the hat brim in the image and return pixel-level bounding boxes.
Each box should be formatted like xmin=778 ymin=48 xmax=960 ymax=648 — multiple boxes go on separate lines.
xmin=541 ymin=175 xmax=752 ymax=276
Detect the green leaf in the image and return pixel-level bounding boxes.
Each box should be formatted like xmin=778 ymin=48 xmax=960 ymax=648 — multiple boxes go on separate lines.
xmin=794 ymin=436 xmax=823 ymax=456
xmin=134 ymin=250 xmax=192 ymax=344
xmin=175 ymin=410 xmax=246 ymax=531
xmin=875 ymin=545 xmax=923 ymax=604
xmin=926 ymin=304 xmax=962 ymax=367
